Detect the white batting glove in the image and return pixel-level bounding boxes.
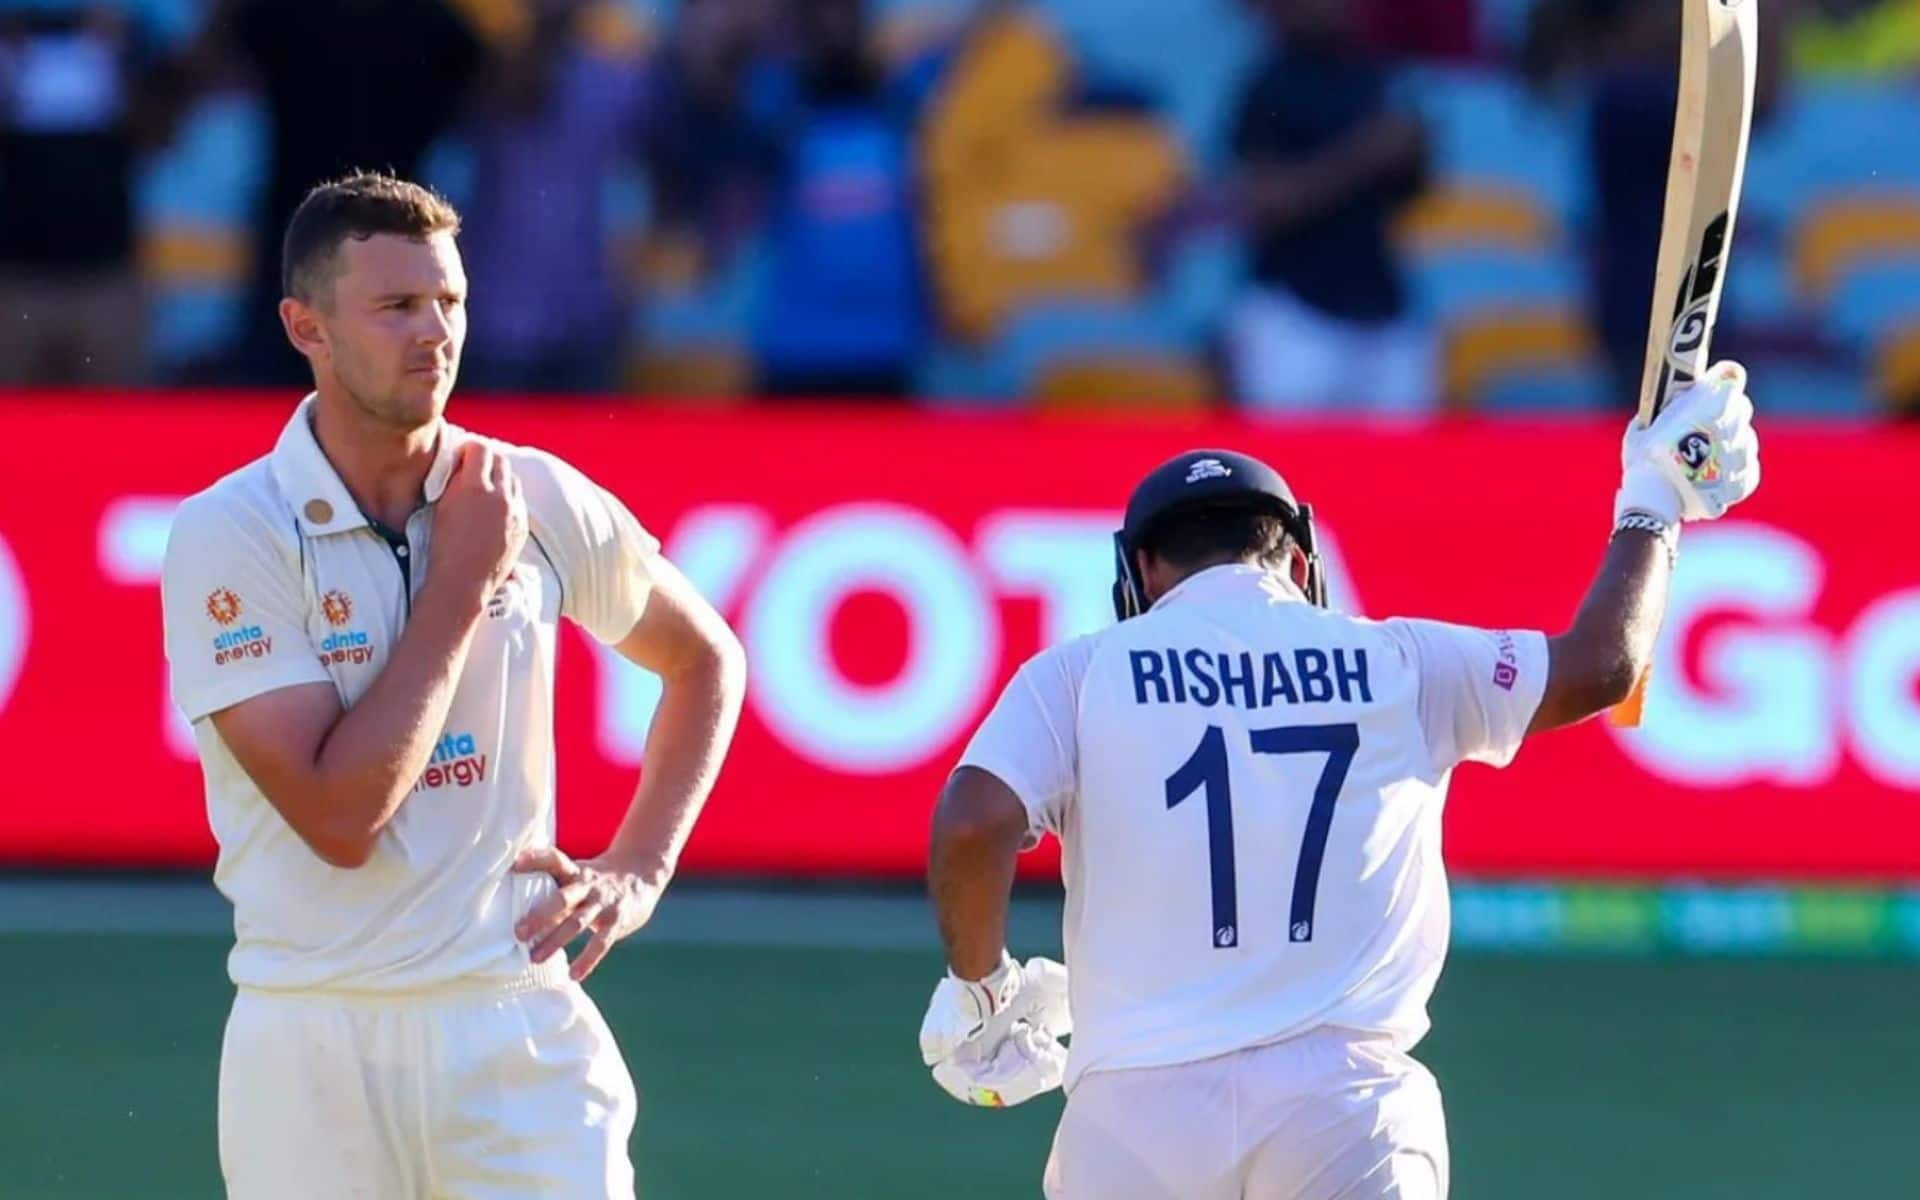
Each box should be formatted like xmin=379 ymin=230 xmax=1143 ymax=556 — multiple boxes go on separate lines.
xmin=1615 ymin=361 xmax=1762 ymax=526
xmin=930 ymin=1021 xmax=1067 ymax=1108
xmin=919 ymin=953 xmax=1072 ymax=1107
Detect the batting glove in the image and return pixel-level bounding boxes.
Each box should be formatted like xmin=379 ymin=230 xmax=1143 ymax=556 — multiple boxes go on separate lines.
xmin=930 ymin=1020 xmax=1067 ymax=1109
xmin=919 ymin=953 xmax=1071 ymax=1107
xmin=1615 ymin=360 xmax=1762 ymax=525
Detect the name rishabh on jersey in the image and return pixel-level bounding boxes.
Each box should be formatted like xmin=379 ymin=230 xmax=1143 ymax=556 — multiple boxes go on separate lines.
xmin=959 ymin=564 xmax=1547 ymax=1091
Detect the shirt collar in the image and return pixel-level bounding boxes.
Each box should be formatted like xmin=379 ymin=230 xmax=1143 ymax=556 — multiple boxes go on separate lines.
xmin=422 ymin=422 xmax=462 ymax=504
xmin=269 ymin=393 xmax=466 ymax=535
xmin=1150 ymin=562 xmax=1307 ymax=612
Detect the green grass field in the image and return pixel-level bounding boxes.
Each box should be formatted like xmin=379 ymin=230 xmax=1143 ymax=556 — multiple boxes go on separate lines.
xmin=4 ymin=884 xmax=1915 ymax=1198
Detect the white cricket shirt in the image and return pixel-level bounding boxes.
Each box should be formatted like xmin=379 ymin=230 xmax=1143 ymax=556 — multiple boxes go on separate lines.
xmin=161 ymin=396 xmax=659 ymax=992
xmin=960 ymin=564 xmax=1547 ymax=1089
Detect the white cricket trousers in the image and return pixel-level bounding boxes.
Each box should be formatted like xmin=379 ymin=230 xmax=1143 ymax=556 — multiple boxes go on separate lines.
xmin=1044 ymin=1029 xmax=1448 ymax=1200
xmin=219 ymin=965 xmax=638 ymax=1199
xmin=1227 ymin=285 xmax=1438 ymax=416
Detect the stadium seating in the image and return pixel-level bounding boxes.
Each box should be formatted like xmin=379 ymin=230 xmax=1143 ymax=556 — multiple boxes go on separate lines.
xmin=1441 ymin=307 xmax=1601 ymax=412
xmin=916 ymin=9 xmax=1184 ymax=345
xmin=1401 ymin=66 xmax=1591 ymax=238
xmin=1792 ymin=194 xmax=1920 ymax=305
xmin=1826 ymin=259 xmax=1920 ymax=347
xmin=1389 ymin=67 xmax=1611 ymax=410
xmin=136 ymin=90 xmax=265 ymax=367
xmin=1396 ymin=186 xmax=1557 ymax=256
xmin=627 ymin=231 xmax=763 ymax=400
xmin=1033 ymin=353 xmax=1214 ymax=410
xmin=114 ymin=0 xmax=1920 ymax=413
xmin=1873 ymin=322 xmax=1920 ymax=414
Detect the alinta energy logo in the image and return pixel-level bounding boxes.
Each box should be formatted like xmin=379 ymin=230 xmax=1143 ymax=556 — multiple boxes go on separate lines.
xmin=414 ymin=731 xmax=488 ymax=792
xmin=208 ymin=588 xmax=274 ymax=666
xmin=206 ymin=587 xmax=241 ymax=626
xmin=317 ymin=588 xmax=376 ymax=667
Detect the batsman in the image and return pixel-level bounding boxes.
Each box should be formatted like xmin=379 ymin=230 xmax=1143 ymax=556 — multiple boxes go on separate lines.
xmin=920 ymin=365 xmax=1760 ymax=1196
xmin=921 ymin=1 xmax=1763 ymax=1193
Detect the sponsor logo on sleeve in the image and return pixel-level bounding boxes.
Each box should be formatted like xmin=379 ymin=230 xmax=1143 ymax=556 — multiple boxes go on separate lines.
xmin=1492 ymin=631 xmax=1520 ymax=691
xmin=207 ymin=588 xmax=273 ymax=665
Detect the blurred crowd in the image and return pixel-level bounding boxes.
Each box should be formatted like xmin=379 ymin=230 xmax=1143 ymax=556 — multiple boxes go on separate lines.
xmin=2 ymin=0 xmax=1918 ymax=414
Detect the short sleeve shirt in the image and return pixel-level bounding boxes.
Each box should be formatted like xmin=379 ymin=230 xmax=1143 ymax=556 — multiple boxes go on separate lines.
xmin=959 ymin=565 xmax=1546 ymax=1088
xmin=161 ymin=396 xmax=660 ymax=991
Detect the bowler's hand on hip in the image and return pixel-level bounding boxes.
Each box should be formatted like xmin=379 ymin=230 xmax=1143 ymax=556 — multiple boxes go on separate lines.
xmin=513 ymin=846 xmax=664 ymax=981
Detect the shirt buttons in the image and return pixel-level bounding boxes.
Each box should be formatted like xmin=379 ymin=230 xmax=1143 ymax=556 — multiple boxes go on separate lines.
xmin=396 ymin=545 xmax=409 ymax=557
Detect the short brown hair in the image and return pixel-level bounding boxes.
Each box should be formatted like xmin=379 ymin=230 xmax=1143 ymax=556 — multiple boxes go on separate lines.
xmin=282 ymin=170 xmax=461 ymax=306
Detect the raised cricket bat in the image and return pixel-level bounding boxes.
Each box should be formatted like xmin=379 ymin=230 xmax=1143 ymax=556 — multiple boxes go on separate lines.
xmin=1612 ymin=0 xmax=1759 ymax=727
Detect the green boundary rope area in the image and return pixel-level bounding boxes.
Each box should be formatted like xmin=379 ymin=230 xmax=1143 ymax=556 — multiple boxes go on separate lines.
xmin=1452 ymin=882 xmax=1920 ymax=956
xmin=5 ymin=878 xmax=1918 ymax=1197
xmin=5 ymin=876 xmax=1919 ymax=957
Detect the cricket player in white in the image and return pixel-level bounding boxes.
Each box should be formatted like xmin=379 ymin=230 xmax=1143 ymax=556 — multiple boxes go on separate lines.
xmin=160 ymin=172 xmax=746 ymax=1198
xmin=920 ymin=367 xmax=1761 ymax=1199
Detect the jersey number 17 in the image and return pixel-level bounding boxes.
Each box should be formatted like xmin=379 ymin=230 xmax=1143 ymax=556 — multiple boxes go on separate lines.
xmin=1165 ymin=723 xmax=1360 ymax=949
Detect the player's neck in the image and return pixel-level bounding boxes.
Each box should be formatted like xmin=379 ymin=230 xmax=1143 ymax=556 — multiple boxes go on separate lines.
xmin=309 ymin=390 xmax=441 ymax=531
xmin=1147 ymin=555 xmax=1255 ymax=605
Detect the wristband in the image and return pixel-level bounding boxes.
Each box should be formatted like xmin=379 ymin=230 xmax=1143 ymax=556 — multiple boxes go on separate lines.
xmin=953 ymin=951 xmax=1020 ymax=1016
xmin=1613 ymin=511 xmax=1680 ymax=565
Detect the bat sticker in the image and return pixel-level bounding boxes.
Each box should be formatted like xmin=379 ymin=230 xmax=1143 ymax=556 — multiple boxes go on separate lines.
xmin=1655 ymin=211 xmax=1732 ymax=414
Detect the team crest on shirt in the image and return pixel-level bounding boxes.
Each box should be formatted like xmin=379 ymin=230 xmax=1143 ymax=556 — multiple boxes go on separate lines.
xmin=316 ymin=588 xmax=376 ymax=667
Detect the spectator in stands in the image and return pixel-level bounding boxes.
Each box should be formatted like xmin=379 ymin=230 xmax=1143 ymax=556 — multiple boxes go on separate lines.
xmin=1363 ymin=0 xmax=1480 ymax=62
xmin=641 ymin=0 xmax=784 ymax=272
xmin=1535 ymin=0 xmax=1782 ymax=404
xmin=196 ymin=0 xmax=486 ymax=386
xmin=456 ymin=0 xmax=650 ymax=394
xmin=0 ymin=4 xmax=182 ymax=386
xmin=1581 ymin=0 xmax=1677 ymax=403
xmin=1226 ymin=0 xmax=1434 ymax=415
xmin=749 ymin=0 xmax=928 ymax=400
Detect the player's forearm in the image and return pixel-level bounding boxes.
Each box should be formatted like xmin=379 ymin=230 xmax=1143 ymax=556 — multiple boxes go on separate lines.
xmin=599 ymin=636 xmax=747 ymax=885
xmin=928 ymin=769 xmax=1029 ymax=980
xmin=1532 ymin=529 xmax=1671 ymax=732
xmin=1244 ymin=113 xmax=1425 ymax=229
xmin=305 ymin=580 xmax=488 ymax=857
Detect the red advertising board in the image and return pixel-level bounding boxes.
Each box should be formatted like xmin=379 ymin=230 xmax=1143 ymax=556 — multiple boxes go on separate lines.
xmin=1 ymin=394 xmax=1916 ymax=880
